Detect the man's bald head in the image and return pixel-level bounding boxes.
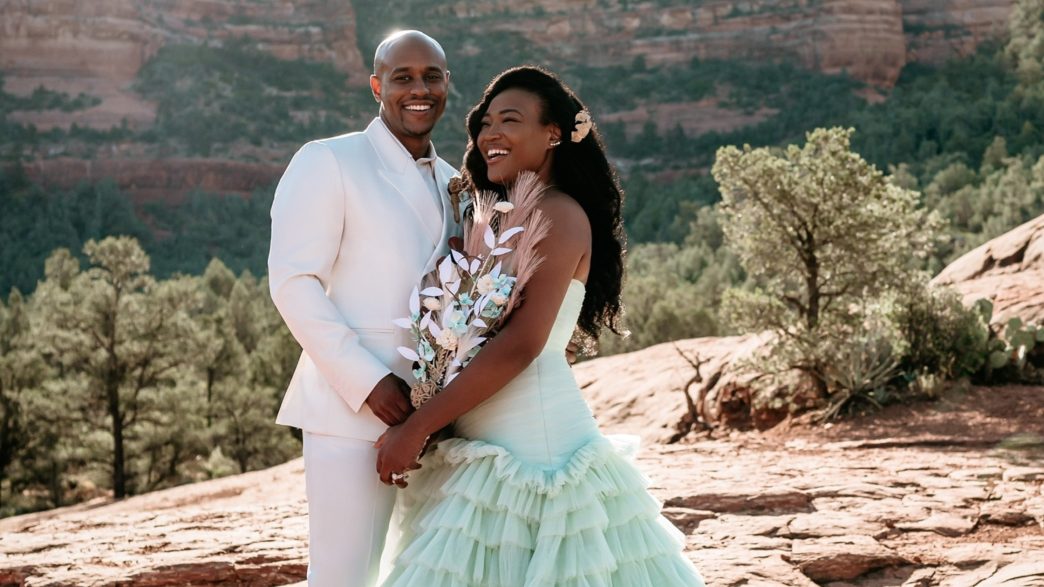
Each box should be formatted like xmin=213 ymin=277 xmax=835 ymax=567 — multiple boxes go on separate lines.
xmin=373 ymin=30 xmax=447 ymax=76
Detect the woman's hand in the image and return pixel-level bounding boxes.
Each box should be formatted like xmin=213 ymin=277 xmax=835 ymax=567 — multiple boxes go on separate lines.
xmin=374 ymin=422 xmax=427 ymax=487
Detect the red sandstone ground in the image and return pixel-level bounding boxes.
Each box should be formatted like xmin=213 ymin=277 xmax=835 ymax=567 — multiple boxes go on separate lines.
xmin=1 ymin=383 xmax=1040 ymax=587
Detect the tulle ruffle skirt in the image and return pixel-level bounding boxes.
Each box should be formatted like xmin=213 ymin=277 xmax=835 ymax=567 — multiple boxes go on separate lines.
xmin=381 ymin=435 xmax=705 ymax=587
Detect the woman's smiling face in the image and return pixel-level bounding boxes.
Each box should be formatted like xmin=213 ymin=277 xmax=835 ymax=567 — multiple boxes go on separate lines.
xmin=477 ymin=88 xmax=560 ymax=185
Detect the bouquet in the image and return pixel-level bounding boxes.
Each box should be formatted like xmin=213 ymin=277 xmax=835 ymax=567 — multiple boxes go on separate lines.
xmin=395 ymin=172 xmax=551 ymax=408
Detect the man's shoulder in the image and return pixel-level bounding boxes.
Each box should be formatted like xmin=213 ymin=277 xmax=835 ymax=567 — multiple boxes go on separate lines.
xmin=295 ymin=130 xmax=380 ymax=169
xmin=281 ymin=130 xmax=377 ymax=184
xmin=312 ymin=130 xmax=370 ymax=151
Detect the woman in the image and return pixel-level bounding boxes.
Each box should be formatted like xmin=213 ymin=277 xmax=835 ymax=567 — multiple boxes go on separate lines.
xmin=375 ymin=66 xmax=705 ymax=586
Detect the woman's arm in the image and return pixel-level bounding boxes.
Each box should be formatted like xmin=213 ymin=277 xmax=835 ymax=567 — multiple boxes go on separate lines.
xmin=375 ymin=194 xmax=591 ymax=483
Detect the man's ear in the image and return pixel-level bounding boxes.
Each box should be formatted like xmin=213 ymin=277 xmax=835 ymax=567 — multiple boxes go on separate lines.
xmin=369 ymin=74 xmax=382 ymax=104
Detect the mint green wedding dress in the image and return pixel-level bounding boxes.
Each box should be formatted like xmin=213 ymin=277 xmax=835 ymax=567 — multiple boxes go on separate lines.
xmin=382 ymin=280 xmax=705 ymax=586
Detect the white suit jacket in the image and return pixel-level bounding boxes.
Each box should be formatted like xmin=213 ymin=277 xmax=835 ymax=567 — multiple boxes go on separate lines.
xmin=269 ymin=118 xmax=460 ymax=441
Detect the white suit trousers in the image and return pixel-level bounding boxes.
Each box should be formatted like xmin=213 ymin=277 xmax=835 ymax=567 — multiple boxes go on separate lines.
xmin=303 ymin=432 xmax=396 ymax=587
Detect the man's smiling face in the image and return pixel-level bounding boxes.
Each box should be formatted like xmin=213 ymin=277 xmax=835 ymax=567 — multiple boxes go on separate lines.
xmin=370 ymin=33 xmax=450 ymax=150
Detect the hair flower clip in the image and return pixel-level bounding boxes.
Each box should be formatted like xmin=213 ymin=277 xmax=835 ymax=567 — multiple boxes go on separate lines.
xmin=571 ymin=109 xmax=592 ymax=143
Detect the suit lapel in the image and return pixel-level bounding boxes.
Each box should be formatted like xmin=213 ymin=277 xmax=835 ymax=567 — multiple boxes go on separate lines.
xmin=378 ymin=167 xmax=442 ymax=245
xmin=365 ymin=119 xmax=443 ymax=246
xmin=421 ymin=163 xmax=460 ymax=272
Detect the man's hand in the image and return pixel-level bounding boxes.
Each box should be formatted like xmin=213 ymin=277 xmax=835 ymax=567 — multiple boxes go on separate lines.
xmin=365 ymin=374 xmax=412 ymax=426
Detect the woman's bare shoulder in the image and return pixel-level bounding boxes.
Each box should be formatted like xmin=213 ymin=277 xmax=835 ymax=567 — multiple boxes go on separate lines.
xmin=537 ymin=190 xmax=591 ymax=241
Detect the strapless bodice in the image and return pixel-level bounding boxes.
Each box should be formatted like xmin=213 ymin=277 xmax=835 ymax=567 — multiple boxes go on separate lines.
xmin=454 ymin=280 xmax=598 ymax=469
xmin=541 ymin=279 xmax=587 ymax=353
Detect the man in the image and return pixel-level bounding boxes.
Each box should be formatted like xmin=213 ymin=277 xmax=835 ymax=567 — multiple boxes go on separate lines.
xmin=268 ymin=31 xmax=457 ymax=586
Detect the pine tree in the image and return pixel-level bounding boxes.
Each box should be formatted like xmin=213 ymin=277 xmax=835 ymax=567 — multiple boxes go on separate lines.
xmin=194 ymin=264 xmax=299 ymax=475
xmin=34 ymin=237 xmax=204 ymax=498
xmin=0 ymin=289 xmax=49 ymax=513
xmin=713 ymin=128 xmax=942 ymax=391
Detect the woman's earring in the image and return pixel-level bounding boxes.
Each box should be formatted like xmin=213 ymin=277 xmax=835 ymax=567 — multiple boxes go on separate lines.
xmin=550 ymin=139 xmax=561 ymax=147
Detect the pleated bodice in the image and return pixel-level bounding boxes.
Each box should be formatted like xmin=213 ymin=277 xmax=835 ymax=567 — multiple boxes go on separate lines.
xmin=454 ymin=280 xmax=599 ymax=470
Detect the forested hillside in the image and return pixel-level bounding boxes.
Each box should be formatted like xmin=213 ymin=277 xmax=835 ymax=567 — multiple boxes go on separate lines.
xmin=4 ymin=30 xmax=1042 ymax=351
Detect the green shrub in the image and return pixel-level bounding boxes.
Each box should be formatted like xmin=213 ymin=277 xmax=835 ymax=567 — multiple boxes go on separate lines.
xmin=890 ymin=285 xmax=991 ymax=379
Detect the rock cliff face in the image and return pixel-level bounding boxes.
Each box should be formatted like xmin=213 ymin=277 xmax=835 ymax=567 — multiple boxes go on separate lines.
xmin=2 ymin=0 xmax=159 ymax=130
xmin=140 ymin=0 xmax=368 ymax=81
xmin=902 ymin=0 xmax=1013 ymax=64
xmin=0 ymin=0 xmax=369 ymax=132
xmin=0 ymin=0 xmax=368 ymax=84
xmin=0 ymin=0 xmax=1016 ymax=199
xmin=428 ymin=0 xmax=1009 ymax=88
xmin=22 ymin=156 xmax=284 ymax=200
xmin=1 ymin=0 xmax=369 ymax=198
xmin=932 ymin=214 xmax=1044 ymax=327
xmin=1 ymin=0 xmax=1014 ymax=124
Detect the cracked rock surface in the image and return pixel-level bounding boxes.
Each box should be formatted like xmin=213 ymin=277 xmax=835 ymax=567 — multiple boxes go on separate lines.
xmin=1 ymin=385 xmax=1040 ymax=586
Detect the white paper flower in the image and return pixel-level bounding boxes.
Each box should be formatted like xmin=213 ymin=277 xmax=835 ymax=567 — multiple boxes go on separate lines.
xmin=435 ymin=328 xmax=458 ymax=351
xmin=423 ymin=297 xmax=442 ymax=311
xmin=493 ymin=201 xmax=515 ymax=213
xmin=476 ymin=274 xmax=495 ymax=295
xmin=490 ymin=292 xmax=508 ymax=306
